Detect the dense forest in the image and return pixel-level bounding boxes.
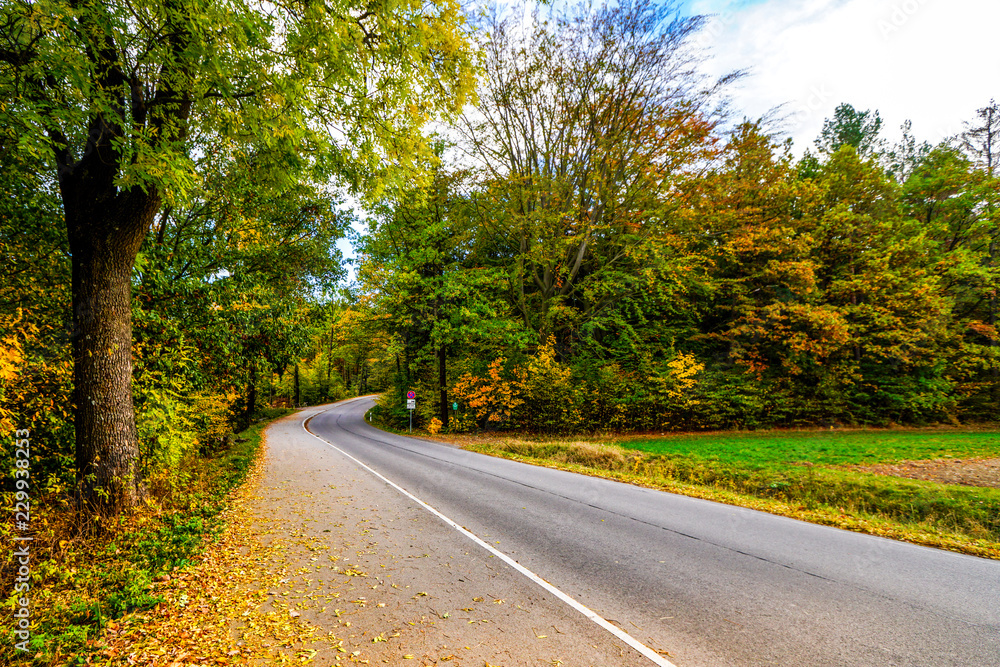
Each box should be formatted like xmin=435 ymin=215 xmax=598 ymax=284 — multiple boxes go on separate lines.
xmin=1 ymin=0 xmax=997 ymax=512
xmin=349 ymin=4 xmax=1000 ymax=434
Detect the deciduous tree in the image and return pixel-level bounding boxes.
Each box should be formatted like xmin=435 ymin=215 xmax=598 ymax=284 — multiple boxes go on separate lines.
xmin=457 ymin=0 xmax=735 ymax=346
xmin=0 ymin=0 xmax=473 ymax=512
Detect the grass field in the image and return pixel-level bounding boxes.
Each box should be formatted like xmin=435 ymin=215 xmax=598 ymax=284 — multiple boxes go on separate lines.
xmin=617 ymin=429 xmax=1000 ymax=466
xmin=447 ymin=427 xmax=1000 ymax=559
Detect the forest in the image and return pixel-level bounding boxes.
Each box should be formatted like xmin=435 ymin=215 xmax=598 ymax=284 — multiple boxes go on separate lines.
xmin=1 ymin=0 xmax=997 ymax=512
xmin=351 ymin=5 xmax=1000 ymax=435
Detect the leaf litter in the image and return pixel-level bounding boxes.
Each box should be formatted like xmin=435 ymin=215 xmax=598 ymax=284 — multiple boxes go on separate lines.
xmin=97 ymin=448 xmax=343 ymax=666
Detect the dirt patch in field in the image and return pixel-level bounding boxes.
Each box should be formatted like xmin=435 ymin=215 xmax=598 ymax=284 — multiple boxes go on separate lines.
xmin=855 ymin=458 xmax=1000 ymax=489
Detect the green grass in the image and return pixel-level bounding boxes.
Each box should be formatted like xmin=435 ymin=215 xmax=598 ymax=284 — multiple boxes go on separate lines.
xmin=621 ymin=429 xmax=1000 ymax=467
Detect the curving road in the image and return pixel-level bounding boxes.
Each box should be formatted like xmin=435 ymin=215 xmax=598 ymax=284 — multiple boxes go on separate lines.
xmin=305 ymin=397 xmax=1000 ymax=666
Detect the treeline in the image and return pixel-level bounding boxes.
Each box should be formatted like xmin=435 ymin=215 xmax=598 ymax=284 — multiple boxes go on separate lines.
xmin=1 ymin=0 xmax=996 ymax=515
xmin=352 ymin=1 xmax=999 ymax=433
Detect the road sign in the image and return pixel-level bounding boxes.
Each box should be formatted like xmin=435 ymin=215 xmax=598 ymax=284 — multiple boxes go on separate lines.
xmin=406 ymin=399 xmax=416 ymax=410
xmin=452 ymin=402 xmax=458 ymax=410
xmin=406 ymin=390 xmax=416 ymax=399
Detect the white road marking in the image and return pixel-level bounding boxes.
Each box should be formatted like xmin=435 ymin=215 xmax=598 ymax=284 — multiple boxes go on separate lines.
xmin=302 ymin=407 xmax=678 ymax=667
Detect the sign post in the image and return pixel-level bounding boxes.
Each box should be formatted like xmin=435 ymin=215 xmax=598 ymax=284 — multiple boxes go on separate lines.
xmin=406 ymin=391 xmax=416 ymax=432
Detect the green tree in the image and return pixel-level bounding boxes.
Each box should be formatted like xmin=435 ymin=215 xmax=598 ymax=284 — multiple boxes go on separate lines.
xmin=809 ymin=147 xmax=953 ymax=421
xmin=458 ymin=0 xmax=734 ymax=346
xmin=137 ymin=148 xmax=349 ymax=431
xmin=899 ymin=144 xmax=997 ymax=416
xmin=816 ymin=103 xmax=884 ymax=158
xmin=887 ymin=120 xmax=932 ymax=183
xmin=960 ymin=100 xmax=1000 ymax=390
xmin=357 ymin=168 xmax=509 ymax=428
xmin=0 ymin=0 xmax=473 ymax=511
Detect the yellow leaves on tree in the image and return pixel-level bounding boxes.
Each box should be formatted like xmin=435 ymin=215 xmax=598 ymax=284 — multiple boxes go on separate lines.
xmin=0 ymin=314 xmax=29 ymax=378
xmin=0 ymin=310 xmax=73 ymax=437
xmin=451 ymin=342 xmax=707 ymax=432
xmin=0 ymin=312 xmax=32 ymax=433
xmin=519 ymin=337 xmax=582 ymax=431
xmin=665 ymin=352 xmax=703 ymax=404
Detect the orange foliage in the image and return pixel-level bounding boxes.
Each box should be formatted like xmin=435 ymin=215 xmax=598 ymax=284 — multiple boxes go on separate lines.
xmin=452 ymin=358 xmax=525 ymax=423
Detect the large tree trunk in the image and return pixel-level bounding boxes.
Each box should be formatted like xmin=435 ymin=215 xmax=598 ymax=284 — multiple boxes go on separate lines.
xmin=66 ymin=189 xmax=157 ymax=514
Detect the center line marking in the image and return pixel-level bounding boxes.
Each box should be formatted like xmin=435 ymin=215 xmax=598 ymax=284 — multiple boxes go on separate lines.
xmin=302 ymin=406 xmax=678 ymax=667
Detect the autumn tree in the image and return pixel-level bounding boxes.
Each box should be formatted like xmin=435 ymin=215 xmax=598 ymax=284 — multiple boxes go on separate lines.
xmin=960 ymin=100 xmax=1000 ymax=390
xmin=687 ymin=121 xmax=957 ymax=424
xmin=457 ymin=0 xmax=735 ymax=348
xmin=0 ymin=0 xmax=473 ymax=512
xmin=0 ymin=133 xmax=73 ymax=481
xmin=682 ymin=122 xmax=822 ymax=418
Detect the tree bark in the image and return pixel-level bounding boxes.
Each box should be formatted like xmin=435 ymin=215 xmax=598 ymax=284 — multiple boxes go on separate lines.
xmin=294 ymin=363 xmax=301 ymax=407
xmin=242 ymin=361 xmax=257 ymax=432
xmin=438 ymin=343 xmax=449 ymax=428
xmin=67 ymin=188 xmax=157 ymax=514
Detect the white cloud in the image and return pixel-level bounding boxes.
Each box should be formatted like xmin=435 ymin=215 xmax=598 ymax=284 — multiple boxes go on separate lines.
xmin=686 ymin=0 xmax=1000 ymax=152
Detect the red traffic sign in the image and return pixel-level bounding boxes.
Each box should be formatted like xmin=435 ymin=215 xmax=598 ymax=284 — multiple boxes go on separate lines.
xmin=406 ymin=390 xmax=416 ymax=399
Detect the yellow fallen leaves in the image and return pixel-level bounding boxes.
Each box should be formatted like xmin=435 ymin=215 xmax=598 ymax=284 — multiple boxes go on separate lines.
xmin=97 ymin=448 xmax=341 ymax=666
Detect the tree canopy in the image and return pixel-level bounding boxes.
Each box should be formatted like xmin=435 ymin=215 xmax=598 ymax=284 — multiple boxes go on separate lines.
xmin=1 ymin=0 xmax=475 ymax=511
xmin=344 ymin=2 xmax=999 ymax=433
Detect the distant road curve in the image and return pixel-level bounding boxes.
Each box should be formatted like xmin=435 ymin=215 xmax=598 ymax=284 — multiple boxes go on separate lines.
xmin=306 ymin=397 xmax=1000 ymax=667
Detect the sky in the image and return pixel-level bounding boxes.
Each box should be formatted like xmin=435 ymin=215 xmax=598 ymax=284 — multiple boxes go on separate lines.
xmin=681 ymin=0 xmax=1000 ymax=152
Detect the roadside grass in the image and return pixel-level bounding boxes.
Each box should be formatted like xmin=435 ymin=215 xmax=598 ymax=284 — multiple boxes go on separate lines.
xmin=2 ymin=407 xmax=293 ymax=665
xmin=452 ymin=429 xmax=1000 ymax=560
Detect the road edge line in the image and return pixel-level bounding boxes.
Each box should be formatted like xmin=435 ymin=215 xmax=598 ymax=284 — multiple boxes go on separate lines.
xmin=302 ymin=410 xmax=678 ymax=667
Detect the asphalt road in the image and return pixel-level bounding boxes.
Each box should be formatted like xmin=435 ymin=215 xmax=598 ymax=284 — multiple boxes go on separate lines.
xmin=306 ymin=397 xmax=1000 ymax=666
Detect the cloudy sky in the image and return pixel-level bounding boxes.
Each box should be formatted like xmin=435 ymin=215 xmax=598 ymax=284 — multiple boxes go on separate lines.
xmin=681 ymin=0 xmax=1000 ymax=152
